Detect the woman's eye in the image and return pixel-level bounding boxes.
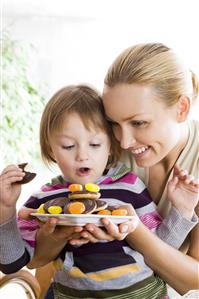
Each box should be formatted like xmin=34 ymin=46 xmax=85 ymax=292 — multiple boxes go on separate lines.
xmin=62 ymin=145 xmax=74 ymax=150
xmin=108 ymin=120 xmax=119 ymax=127
xmin=131 ymin=121 xmax=147 ymax=127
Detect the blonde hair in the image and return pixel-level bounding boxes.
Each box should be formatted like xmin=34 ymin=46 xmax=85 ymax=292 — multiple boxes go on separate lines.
xmin=40 ymin=84 xmax=120 ymax=167
xmin=104 ymin=43 xmax=198 ymax=106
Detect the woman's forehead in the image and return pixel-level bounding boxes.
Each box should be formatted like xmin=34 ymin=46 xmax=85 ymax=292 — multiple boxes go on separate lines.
xmin=102 ymin=83 xmax=163 ymax=119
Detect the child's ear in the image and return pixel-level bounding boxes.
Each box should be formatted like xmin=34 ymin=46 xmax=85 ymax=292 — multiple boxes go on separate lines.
xmin=176 ymin=95 xmax=190 ymax=122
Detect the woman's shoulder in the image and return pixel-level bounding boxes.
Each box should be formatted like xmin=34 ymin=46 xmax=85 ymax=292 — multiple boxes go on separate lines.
xmin=178 ymin=119 xmax=199 ymax=179
xmin=188 ymin=119 xmax=199 ymax=134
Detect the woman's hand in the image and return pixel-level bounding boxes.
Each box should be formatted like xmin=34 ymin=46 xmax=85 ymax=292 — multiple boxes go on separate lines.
xmin=69 ymin=204 xmax=139 ymax=245
xmin=0 ymin=164 xmax=25 ymax=224
xmin=168 ymin=165 xmax=199 ymax=219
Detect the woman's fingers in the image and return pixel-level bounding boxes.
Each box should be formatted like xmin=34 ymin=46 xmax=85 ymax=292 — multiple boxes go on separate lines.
xmin=118 ymin=216 xmax=140 ymax=234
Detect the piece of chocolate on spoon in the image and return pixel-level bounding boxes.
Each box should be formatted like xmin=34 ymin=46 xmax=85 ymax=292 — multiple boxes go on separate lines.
xmin=18 ymin=163 xmax=36 ymax=184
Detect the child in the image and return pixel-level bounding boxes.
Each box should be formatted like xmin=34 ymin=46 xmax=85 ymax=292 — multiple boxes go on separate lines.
xmin=0 ymin=84 xmax=198 ymax=299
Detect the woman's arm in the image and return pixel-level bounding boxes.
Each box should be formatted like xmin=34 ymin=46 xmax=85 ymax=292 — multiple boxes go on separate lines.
xmin=78 ymin=207 xmax=198 ymax=295
xmin=126 ymin=219 xmax=199 ymax=295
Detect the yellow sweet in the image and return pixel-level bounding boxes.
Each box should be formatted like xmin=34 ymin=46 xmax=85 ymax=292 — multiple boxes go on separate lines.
xmin=68 ymin=202 xmax=85 ymax=214
xmin=48 ymin=206 xmax=62 ymax=214
xmin=85 ymin=183 xmax=100 ymax=193
xmin=111 ymin=209 xmax=128 ymax=216
xmin=69 ymin=184 xmax=83 ymax=192
xmin=37 ymin=203 xmax=45 ymax=214
xmin=97 ymin=209 xmax=111 ymax=215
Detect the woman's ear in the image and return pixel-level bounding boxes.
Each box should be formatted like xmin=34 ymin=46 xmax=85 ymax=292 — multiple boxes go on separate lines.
xmin=177 ymin=95 xmax=190 ymax=122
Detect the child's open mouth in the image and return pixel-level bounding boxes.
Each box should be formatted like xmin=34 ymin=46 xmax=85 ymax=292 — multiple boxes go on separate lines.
xmin=76 ymin=167 xmax=91 ymax=176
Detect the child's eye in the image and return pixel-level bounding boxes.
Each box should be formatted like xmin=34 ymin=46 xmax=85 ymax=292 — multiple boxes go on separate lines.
xmin=62 ymin=145 xmax=74 ymax=150
xmin=90 ymin=143 xmax=101 ymax=147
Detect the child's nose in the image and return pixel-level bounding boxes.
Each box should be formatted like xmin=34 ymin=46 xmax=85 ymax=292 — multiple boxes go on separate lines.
xmin=76 ymin=148 xmax=89 ymax=161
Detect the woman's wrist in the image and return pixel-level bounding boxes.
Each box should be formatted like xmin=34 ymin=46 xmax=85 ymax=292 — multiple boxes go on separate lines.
xmin=0 ymin=205 xmax=16 ymax=224
xmin=172 ymin=205 xmax=195 ymax=220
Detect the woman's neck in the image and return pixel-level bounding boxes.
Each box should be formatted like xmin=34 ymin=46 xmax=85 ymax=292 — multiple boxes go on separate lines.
xmin=160 ymin=122 xmax=189 ymax=173
xmin=148 ymin=122 xmax=189 ymax=203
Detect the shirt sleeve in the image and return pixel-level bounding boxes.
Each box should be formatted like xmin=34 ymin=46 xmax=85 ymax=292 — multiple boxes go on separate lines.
xmin=155 ymin=207 xmax=198 ymax=249
xmin=0 ymin=216 xmax=34 ymax=274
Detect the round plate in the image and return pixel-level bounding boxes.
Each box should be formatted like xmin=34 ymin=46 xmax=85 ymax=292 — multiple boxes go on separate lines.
xmin=30 ymin=213 xmax=136 ymax=226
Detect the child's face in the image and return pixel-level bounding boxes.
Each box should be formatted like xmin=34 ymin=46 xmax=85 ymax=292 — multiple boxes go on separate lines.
xmin=50 ymin=112 xmax=111 ymax=184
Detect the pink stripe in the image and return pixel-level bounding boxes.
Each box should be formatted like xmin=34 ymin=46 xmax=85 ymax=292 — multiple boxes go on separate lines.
xmin=101 ymin=172 xmax=137 ymax=185
xmin=18 ymin=219 xmax=38 ymax=231
xmin=140 ymin=211 xmax=163 ymax=230
xmin=117 ymin=172 xmax=137 ymax=184
xmin=24 ymin=240 xmax=36 ymax=247
xmin=42 ymin=184 xmax=67 ymax=191
xmin=101 ymin=177 xmax=113 ymax=184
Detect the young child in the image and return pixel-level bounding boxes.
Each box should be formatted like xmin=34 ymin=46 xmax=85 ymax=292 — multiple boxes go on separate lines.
xmin=0 ymin=84 xmax=198 ymax=299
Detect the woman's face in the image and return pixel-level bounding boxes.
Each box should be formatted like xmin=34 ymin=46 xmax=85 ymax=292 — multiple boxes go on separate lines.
xmin=102 ymin=83 xmax=183 ymax=167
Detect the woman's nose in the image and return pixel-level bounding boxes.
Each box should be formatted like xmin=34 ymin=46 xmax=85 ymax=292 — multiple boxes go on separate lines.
xmin=120 ymin=128 xmax=136 ymax=149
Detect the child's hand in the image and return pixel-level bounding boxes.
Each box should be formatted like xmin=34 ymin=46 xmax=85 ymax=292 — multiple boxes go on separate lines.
xmin=0 ymin=164 xmax=25 ymax=223
xmin=167 ymin=165 xmax=199 ymax=219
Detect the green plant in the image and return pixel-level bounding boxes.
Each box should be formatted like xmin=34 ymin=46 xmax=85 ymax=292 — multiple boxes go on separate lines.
xmin=1 ymin=32 xmax=47 ymax=167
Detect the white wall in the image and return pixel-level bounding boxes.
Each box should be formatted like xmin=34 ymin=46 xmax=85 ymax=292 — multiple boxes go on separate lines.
xmin=3 ymin=0 xmax=199 ymax=95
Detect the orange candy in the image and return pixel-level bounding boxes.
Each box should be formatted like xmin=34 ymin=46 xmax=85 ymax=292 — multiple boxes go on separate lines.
xmin=69 ymin=184 xmax=83 ymax=192
xmin=97 ymin=209 xmax=111 ymax=215
xmin=68 ymin=202 xmax=85 ymax=214
xmin=111 ymin=209 xmax=128 ymax=216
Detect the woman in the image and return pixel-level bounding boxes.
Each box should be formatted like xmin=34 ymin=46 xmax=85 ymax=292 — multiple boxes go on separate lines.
xmin=96 ymin=42 xmax=199 ymax=295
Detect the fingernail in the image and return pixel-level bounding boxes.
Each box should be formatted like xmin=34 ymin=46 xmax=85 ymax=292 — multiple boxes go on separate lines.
xmin=120 ymin=224 xmax=128 ymax=233
xmin=87 ymin=226 xmax=94 ymax=232
xmin=82 ymin=233 xmax=88 ymax=238
xmin=102 ymin=219 xmax=109 ymax=225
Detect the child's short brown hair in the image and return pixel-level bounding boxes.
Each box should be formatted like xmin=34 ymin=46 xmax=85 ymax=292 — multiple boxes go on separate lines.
xmin=40 ymin=84 xmax=120 ymax=168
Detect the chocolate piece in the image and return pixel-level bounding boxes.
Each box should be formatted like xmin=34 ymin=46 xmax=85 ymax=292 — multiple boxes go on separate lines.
xmin=94 ymin=200 xmax=108 ymax=211
xmin=44 ymin=197 xmax=70 ymax=213
xmin=18 ymin=163 xmax=36 ymax=184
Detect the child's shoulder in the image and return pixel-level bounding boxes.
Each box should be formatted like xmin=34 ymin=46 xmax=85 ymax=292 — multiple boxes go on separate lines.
xmin=41 ymin=175 xmax=69 ymax=192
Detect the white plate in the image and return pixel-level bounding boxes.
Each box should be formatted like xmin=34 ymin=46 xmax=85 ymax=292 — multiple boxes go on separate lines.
xmin=31 ymin=213 xmax=136 ymax=226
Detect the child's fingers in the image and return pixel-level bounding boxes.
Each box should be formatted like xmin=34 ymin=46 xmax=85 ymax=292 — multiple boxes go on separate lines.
xmin=0 ymin=170 xmax=25 ymax=184
xmin=18 ymin=207 xmax=37 ymax=220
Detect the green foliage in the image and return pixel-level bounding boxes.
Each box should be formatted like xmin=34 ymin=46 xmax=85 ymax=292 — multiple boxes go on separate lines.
xmin=1 ymin=32 xmax=47 ymax=166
